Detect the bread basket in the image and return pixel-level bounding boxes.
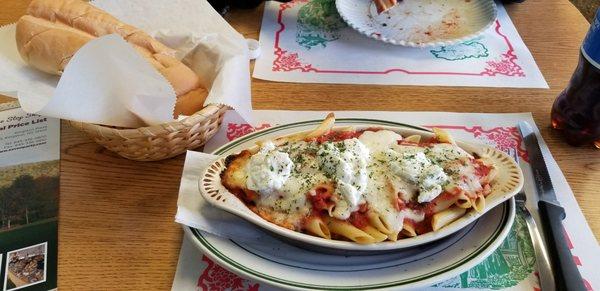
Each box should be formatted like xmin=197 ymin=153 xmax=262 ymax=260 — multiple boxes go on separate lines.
xmin=68 ymin=104 xmax=228 ymax=161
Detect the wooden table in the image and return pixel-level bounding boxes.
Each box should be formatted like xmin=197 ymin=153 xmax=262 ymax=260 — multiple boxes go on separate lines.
xmin=1 ymin=0 xmax=598 ymax=289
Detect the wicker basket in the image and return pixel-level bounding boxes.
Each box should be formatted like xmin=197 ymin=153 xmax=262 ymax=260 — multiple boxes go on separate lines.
xmin=68 ymin=104 xmax=228 ymax=161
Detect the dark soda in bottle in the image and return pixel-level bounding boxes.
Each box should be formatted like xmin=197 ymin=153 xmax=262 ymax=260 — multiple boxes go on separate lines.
xmin=551 ymin=9 xmax=600 ymax=148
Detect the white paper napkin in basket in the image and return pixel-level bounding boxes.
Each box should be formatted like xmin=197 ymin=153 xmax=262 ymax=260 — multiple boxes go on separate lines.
xmin=176 ymin=150 xmax=267 ymax=243
xmin=0 ymin=0 xmax=253 ymax=128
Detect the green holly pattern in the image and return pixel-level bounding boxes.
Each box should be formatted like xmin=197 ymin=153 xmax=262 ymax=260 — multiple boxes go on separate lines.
xmin=430 ymin=41 xmax=490 ymax=61
xmin=296 ymin=0 xmax=347 ymax=49
xmin=434 ymin=208 xmax=536 ymax=289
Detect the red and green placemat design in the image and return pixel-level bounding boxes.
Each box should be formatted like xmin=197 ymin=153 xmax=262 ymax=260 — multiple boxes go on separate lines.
xmin=253 ymin=0 xmax=548 ymax=88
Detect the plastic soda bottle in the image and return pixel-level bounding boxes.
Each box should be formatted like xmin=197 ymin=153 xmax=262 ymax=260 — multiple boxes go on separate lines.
xmin=551 ymin=9 xmax=600 ymax=147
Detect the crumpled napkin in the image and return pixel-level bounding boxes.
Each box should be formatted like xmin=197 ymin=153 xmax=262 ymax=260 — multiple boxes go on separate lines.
xmin=175 ymin=150 xmax=266 ymax=243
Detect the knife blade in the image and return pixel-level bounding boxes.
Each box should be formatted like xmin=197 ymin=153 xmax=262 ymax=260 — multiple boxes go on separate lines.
xmin=518 ymin=121 xmax=586 ymax=291
xmin=507 ymin=148 xmax=554 ymax=291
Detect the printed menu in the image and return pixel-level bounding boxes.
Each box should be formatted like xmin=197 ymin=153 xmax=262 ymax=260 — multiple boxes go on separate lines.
xmin=0 ymin=102 xmax=59 ymax=291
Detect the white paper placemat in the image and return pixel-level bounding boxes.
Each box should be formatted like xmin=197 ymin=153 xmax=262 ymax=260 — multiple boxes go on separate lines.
xmin=172 ymin=110 xmax=598 ymax=290
xmin=252 ymin=0 xmax=547 ymax=88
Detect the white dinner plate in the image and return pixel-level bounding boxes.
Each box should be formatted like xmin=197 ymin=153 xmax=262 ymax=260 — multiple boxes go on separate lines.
xmin=186 ymin=200 xmax=514 ymax=290
xmin=199 ymin=118 xmax=522 ymax=252
xmin=335 ymin=0 xmax=498 ymax=47
xmin=187 ymin=118 xmax=516 ymax=289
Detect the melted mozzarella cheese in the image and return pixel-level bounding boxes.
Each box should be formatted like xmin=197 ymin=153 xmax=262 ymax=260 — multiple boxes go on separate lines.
xmin=240 ymin=130 xmax=486 ymax=232
xmin=387 ymin=175 xmax=418 ymax=202
xmin=425 ymin=143 xmax=472 ymax=165
xmin=358 ymin=130 xmax=403 ymax=153
xmin=444 ymin=160 xmax=483 ymax=194
xmin=392 ymin=144 xmax=426 ymax=156
xmin=246 ymin=141 xmax=294 ymax=193
xmin=417 ymin=164 xmax=448 ymax=203
xmin=363 ymin=165 xmax=405 ymax=235
xmin=317 ymin=138 xmax=370 ymax=219
xmin=384 ymin=144 xmax=449 ymax=203
xmin=358 ymin=130 xmax=409 ymax=234
xmin=425 ymin=144 xmax=482 ymax=194
xmin=402 ymin=208 xmax=425 ymax=223
xmin=254 ymin=141 xmax=322 ymax=229
xmin=387 ymin=150 xmax=431 ymax=183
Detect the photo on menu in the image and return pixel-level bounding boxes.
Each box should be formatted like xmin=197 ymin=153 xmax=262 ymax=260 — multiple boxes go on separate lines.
xmin=3 ymin=243 xmax=47 ymax=291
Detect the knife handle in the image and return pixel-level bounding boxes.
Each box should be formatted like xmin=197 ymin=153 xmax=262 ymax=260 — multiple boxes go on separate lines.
xmin=538 ymin=200 xmax=586 ymax=291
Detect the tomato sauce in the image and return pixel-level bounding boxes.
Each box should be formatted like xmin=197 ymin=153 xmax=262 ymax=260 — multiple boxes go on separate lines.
xmin=313 ymin=130 xmax=362 ymax=143
xmin=312 ymin=128 xmax=385 ymax=143
xmin=406 ymin=192 xmax=455 ymax=217
xmin=397 ymin=138 xmax=438 ymax=147
xmin=307 ymin=187 xmax=334 ymax=212
xmin=393 ymin=197 xmax=406 ymax=211
xmin=414 ymin=217 xmax=433 ymax=234
xmin=474 ymin=159 xmax=491 ymax=178
xmin=349 ymin=211 xmax=369 ymax=229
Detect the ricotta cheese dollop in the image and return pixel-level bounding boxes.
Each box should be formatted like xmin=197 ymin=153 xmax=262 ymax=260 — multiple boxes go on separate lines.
xmin=246 ymin=142 xmax=294 ymax=193
xmin=317 ymin=138 xmax=370 ymax=219
xmin=385 ymin=145 xmax=449 ymax=203
xmin=417 ymin=164 xmax=448 ymax=203
xmin=387 ymin=150 xmax=431 ymax=183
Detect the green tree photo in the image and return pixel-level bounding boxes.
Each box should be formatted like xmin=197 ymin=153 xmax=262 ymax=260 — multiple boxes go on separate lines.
xmin=0 ymin=161 xmax=59 ymax=231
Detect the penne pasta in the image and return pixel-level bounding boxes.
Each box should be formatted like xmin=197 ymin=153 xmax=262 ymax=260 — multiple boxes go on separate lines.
xmin=305 ymin=216 xmax=331 ymax=239
xmin=327 ymin=204 xmax=335 ymax=218
xmin=430 ymin=196 xmax=460 ymax=213
xmin=433 ymin=128 xmax=456 ymax=144
xmin=303 ymin=113 xmax=336 ymax=140
xmin=431 ymin=207 xmax=467 ymax=231
xmin=361 ymin=225 xmax=389 ymax=243
xmin=367 ymin=211 xmax=392 ymax=234
xmin=481 ymin=183 xmax=492 ymax=197
xmin=387 ymin=230 xmax=401 ymax=242
xmin=404 ymin=134 xmax=422 ymax=143
xmin=220 ymin=114 xmax=499 ymax=244
xmin=455 ymin=192 xmax=472 ymax=209
xmin=401 ymin=221 xmax=417 ymax=238
xmin=472 ymin=194 xmax=485 ymax=213
xmin=326 ymin=218 xmax=377 ymax=244
xmin=272 ymin=113 xmax=336 ymax=144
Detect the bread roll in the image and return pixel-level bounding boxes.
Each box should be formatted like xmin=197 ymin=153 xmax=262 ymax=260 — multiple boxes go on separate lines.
xmin=16 ymin=0 xmax=207 ymax=117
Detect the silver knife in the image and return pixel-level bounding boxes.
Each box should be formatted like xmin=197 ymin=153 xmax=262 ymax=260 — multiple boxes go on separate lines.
xmin=518 ymin=121 xmax=586 ymax=291
xmin=506 ymin=148 xmax=554 ymax=291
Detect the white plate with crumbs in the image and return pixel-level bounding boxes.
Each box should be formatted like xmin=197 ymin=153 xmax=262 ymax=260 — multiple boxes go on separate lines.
xmin=336 ymin=0 xmax=498 ymax=47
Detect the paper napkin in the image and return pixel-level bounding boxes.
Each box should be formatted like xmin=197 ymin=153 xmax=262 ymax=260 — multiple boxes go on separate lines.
xmin=175 ymin=151 xmax=266 ymax=243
